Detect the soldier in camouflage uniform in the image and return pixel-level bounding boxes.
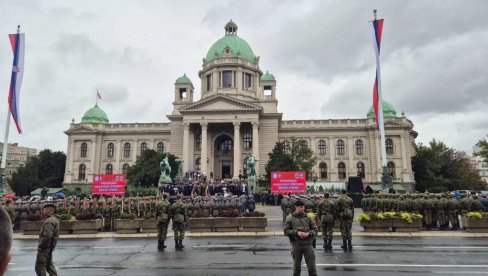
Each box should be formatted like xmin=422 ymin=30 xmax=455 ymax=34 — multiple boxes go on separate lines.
xmin=156 ymin=193 xmax=171 ymax=251
xmin=317 ymin=193 xmax=335 ymax=250
xmin=35 ymin=203 xmax=59 ymax=276
xmin=447 ymin=194 xmax=459 ymax=230
xmin=170 ymin=194 xmax=188 ymax=249
xmin=336 ymin=189 xmax=354 ymax=250
xmin=284 ymin=199 xmax=318 ymax=276
xmin=422 ymin=193 xmax=434 ymax=230
xmin=4 ymin=199 xmax=15 ymax=223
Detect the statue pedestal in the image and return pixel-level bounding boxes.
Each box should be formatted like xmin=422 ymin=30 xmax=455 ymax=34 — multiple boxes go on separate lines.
xmin=248 ymin=179 xmax=256 ymax=195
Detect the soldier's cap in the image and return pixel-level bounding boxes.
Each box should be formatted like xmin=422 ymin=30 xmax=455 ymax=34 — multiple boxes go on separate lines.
xmin=43 ymin=203 xmax=56 ymax=209
xmin=295 ymin=200 xmax=305 ymax=207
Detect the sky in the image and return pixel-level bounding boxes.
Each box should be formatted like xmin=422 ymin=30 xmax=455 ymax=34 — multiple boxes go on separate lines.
xmin=0 ymin=0 xmax=487 ymax=155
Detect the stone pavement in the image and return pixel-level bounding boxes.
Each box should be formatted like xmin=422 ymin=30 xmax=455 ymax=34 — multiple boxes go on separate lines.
xmin=14 ymin=205 xmax=488 ymax=239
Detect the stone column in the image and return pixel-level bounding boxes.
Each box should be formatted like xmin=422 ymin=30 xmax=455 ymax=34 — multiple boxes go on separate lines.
xmin=91 ymin=141 xmax=96 ymax=174
xmin=252 ymin=121 xmax=259 ymax=177
xmin=233 ymin=122 xmax=241 ymax=179
xmin=115 ymin=140 xmax=121 ymax=173
xmin=182 ymin=123 xmax=190 ymax=173
xmin=201 ymin=123 xmax=208 ymax=176
xmin=329 ymin=138 xmax=335 ymax=181
xmin=401 ymin=136 xmax=407 ymax=181
xmin=69 ymin=139 xmax=75 ymax=174
xmin=348 ymin=137 xmax=354 ymax=176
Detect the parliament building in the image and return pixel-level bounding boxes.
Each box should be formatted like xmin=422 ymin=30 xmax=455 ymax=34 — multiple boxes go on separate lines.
xmin=63 ymin=20 xmax=418 ymax=191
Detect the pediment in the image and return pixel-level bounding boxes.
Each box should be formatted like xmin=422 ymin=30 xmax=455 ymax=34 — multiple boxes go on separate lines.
xmin=179 ymin=94 xmax=262 ymax=113
xmin=64 ymin=125 xmax=99 ymax=135
xmin=384 ymin=120 xmax=408 ymax=128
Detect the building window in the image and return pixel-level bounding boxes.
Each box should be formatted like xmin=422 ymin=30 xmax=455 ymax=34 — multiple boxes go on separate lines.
xmin=220 ymin=139 xmax=233 ymax=152
xmin=196 ymin=158 xmax=201 ymax=171
xmin=195 ymin=133 xmax=202 ymax=151
xmin=122 ymin=164 xmax=129 ymax=174
xmin=124 ymin=143 xmax=131 ymax=158
xmin=206 ymin=74 xmax=212 ymax=91
xmin=283 ymin=141 xmax=291 ymax=154
xmin=357 ymin=162 xmax=365 ymax=179
xmin=222 ymin=70 xmax=233 ymax=88
xmin=387 ymin=162 xmax=396 ymax=178
xmin=80 ymin=143 xmax=88 ymax=158
xmin=157 ymin=142 xmax=164 ymax=154
xmin=78 ymin=164 xmax=86 ymax=181
xmin=355 ymin=140 xmax=364 ymax=156
xmin=336 ymin=140 xmax=345 ymax=156
xmin=244 ymin=73 xmax=252 ymax=89
xmin=386 ymin=138 xmax=394 ymax=155
xmin=318 ymin=140 xmax=326 ymax=156
xmin=300 ymin=140 xmax=308 ymax=150
xmin=140 ymin=142 xmax=147 ymax=155
xmin=243 ymin=133 xmax=252 ymax=150
xmin=319 ymin=162 xmax=327 ymax=179
xmin=338 ymin=162 xmax=346 ymax=180
xmin=107 ymin=143 xmax=115 ymax=158
xmin=106 ymin=164 xmax=113 ymax=175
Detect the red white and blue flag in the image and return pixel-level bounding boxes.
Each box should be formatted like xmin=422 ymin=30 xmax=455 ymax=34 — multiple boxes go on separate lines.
xmin=372 ymin=18 xmax=384 ymax=130
xmin=8 ymin=32 xmax=25 ymax=134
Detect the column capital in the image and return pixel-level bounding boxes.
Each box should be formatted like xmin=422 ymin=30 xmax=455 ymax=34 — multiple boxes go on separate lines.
xmin=200 ymin=122 xmax=208 ymax=127
xmin=251 ymin=121 xmax=260 ymax=127
xmin=183 ymin=123 xmax=190 ymax=128
xmin=233 ymin=122 xmax=241 ymax=127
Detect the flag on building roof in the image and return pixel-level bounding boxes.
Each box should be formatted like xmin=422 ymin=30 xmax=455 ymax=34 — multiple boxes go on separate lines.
xmin=8 ymin=29 xmax=25 ymax=134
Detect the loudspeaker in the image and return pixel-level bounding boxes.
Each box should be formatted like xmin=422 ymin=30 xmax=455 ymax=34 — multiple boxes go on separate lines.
xmin=347 ymin=176 xmax=363 ymax=193
xmin=350 ymin=193 xmax=363 ymax=208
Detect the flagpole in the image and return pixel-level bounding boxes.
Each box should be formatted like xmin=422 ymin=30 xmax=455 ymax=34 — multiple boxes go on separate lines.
xmin=372 ymin=10 xmax=390 ymax=189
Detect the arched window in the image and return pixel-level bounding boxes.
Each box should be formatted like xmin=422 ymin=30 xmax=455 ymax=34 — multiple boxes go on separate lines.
xmin=336 ymin=140 xmax=345 ymax=156
xmin=318 ymin=140 xmax=326 ymax=156
xmin=386 ymin=138 xmax=394 ymax=155
xmin=387 ymin=162 xmax=396 ymax=178
xmin=355 ymin=140 xmax=364 ymax=156
xmin=106 ymin=164 xmax=113 ymax=175
xmin=124 ymin=143 xmax=131 ymax=158
xmin=299 ymin=140 xmax=308 ymax=150
xmin=243 ymin=133 xmax=252 ymax=150
xmin=357 ymin=162 xmax=365 ymax=179
xmin=195 ymin=133 xmax=202 ymax=150
xmin=195 ymin=158 xmax=201 ymax=171
xmin=157 ymin=142 xmax=164 ymax=154
xmin=80 ymin=143 xmax=88 ymax=158
xmin=283 ymin=141 xmax=291 ymax=154
xmin=319 ymin=162 xmax=327 ymax=179
xmin=122 ymin=164 xmax=129 ymax=174
xmin=78 ymin=164 xmax=86 ymax=180
xmin=338 ymin=162 xmax=346 ymax=180
xmin=220 ymin=139 xmax=233 ymax=152
xmin=107 ymin=143 xmax=115 ymax=158
xmin=140 ymin=142 xmax=147 ymax=155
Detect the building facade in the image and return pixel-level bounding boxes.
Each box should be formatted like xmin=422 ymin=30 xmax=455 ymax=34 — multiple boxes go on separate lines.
xmin=63 ymin=21 xmax=418 ymax=191
xmin=0 ymin=142 xmax=38 ymax=178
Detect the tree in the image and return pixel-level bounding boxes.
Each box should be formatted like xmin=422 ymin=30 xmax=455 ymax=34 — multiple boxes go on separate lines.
xmin=10 ymin=149 xmax=66 ymax=196
xmin=412 ymin=139 xmax=485 ymax=192
xmin=126 ymin=150 xmax=181 ymax=187
xmin=265 ymin=138 xmax=317 ymax=181
xmin=474 ymin=138 xmax=488 ymax=164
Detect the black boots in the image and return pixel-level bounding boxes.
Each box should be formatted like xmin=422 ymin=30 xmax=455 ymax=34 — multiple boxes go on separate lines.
xmin=347 ymin=239 xmax=353 ymax=250
xmin=179 ymin=240 xmax=185 ymax=248
xmin=312 ymin=239 xmax=316 ymax=249
xmin=175 ymin=239 xmax=185 ymax=249
xmin=158 ymin=240 xmax=166 ymax=251
xmin=341 ymin=239 xmax=347 ymax=250
xmin=324 ymin=239 xmax=333 ymax=250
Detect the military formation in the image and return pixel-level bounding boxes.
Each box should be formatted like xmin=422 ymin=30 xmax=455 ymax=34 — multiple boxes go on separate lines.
xmin=361 ymin=193 xmax=485 ymax=230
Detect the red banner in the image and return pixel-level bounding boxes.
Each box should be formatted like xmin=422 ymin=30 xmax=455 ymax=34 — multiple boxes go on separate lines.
xmin=92 ymin=174 xmax=126 ymax=196
xmin=271 ymin=171 xmax=306 ymax=194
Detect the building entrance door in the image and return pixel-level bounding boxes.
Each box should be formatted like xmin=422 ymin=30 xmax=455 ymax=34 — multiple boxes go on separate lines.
xmin=222 ymin=161 xmax=232 ymax=179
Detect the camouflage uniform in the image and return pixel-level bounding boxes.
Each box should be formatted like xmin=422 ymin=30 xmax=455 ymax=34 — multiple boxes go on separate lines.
xmin=170 ymin=197 xmax=188 ymax=249
xmin=284 ymin=211 xmax=318 ymax=276
xmin=156 ymin=197 xmax=171 ymax=250
xmin=35 ymin=214 xmax=59 ymax=276
xmin=317 ymin=196 xmax=335 ymax=249
xmin=336 ymin=193 xmax=354 ymax=250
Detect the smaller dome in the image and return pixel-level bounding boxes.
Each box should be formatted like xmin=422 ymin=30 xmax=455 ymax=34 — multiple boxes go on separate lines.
xmin=81 ymin=104 xmax=109 ymax=124
xmin=175 ymin=73 xmax=192 ymax=84
xmin=367 ymin=99 xmax=397 ymax=118
xmin=261 ymin=71 xmax=275 ymax=81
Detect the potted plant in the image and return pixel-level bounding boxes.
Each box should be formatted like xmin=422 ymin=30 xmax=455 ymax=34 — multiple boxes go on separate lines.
xmin=20 ymin=214 xmax=44 ymax=235
xmin=59 ymin=214 xmax=75 ymax=234
xmin=115 ymin=213 xmax=141 ymax=233
xmin=463 ymin=212 xmax=488 ymax=232
xmin=358 ymin=212 xmax=392 ymax=232
xmin=141 ymin=213 xmax=157 ymax=233
xmin=72 ymin=213 xmax=102 ymax=234
xmin=240 ymin=211 xmax=267 ymax=231
xmin=392 ymin=213 xmax=423 ymax=232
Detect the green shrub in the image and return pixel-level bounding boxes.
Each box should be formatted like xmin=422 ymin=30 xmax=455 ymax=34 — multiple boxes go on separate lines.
xmin=119 ymin=213 xmax=137 ymax=220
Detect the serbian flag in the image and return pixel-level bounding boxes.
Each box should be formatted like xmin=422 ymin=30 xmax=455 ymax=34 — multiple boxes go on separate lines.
xmin=372 ymin=18 xmax=384 ymax=130
xmin=8 ymin=31 xmax=25 ymax=134
xmin=97 ymin=90 xmax=101 ymax=100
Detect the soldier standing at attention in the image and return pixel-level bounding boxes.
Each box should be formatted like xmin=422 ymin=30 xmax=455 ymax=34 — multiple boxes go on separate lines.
xmin=337 ymin=189 xmax=354 ymax=251
xmin=284 ymin=200 xmax=318 ymax=276
xmin=317 ymin=193 xmax=335 ymax=251
xmin=170 ymin=194 xmax=188 ymax=249
xmin=156 ymin=193 xmax=171 ymax=251
xmin=35 ymin=203 xmax=59 ymax=276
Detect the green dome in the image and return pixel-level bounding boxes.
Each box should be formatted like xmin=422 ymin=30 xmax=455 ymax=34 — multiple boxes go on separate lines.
xmin=175 ymin=73 xmax=192 ymax=84
xmin=205 ymin=20 xmax=256 ymax=63
xmin=261 ymin=70 xmax=275 ymax=81
xmin=367 ymin=99 xmax=397 ymax=118
xmin=81 ymin=104 xmax=109 ymax=124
